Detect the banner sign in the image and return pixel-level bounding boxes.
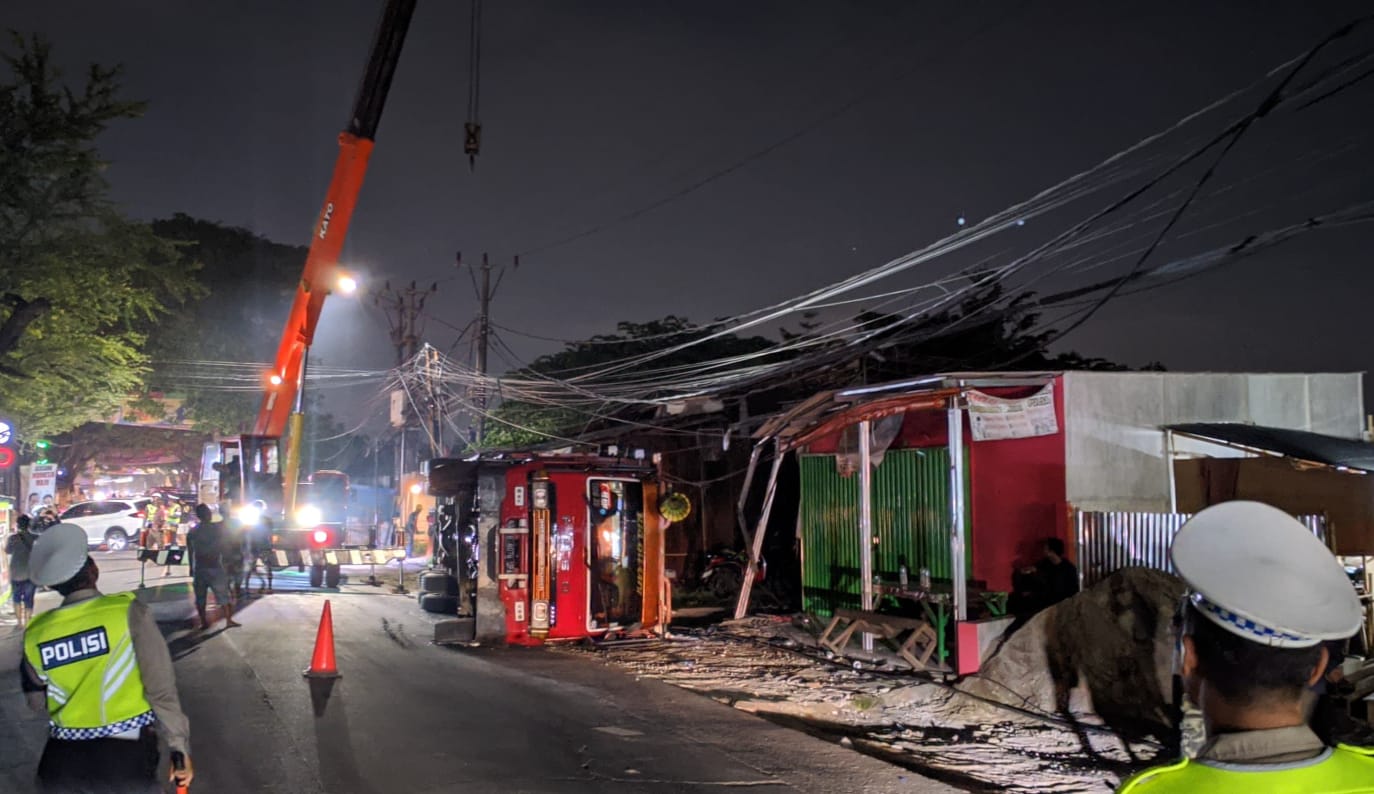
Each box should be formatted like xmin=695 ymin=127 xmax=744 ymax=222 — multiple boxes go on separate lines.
xmin=967 ymin=384 xmax=1058 ymax=441
xmin=25 ymin=462 xmax=59 ymax=514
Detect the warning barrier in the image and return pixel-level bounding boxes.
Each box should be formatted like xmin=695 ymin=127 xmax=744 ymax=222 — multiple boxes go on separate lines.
xmin=271 ymin=547 xmax=406 ymax=568
xmin=137 ymin=547 xmax=186 ymax=566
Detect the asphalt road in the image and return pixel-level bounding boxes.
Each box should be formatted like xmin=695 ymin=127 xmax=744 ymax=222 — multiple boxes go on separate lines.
xmin=1 ymin=551 xmax=957 ymax=794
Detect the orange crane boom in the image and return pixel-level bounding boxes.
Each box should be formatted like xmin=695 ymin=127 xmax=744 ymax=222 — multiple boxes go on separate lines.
xmin=255 ymin=0 xmax=417 ymax=438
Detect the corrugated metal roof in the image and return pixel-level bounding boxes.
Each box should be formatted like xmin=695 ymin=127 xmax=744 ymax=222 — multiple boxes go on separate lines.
xmin=755 ymin=372 xmax=1057 ymax=445
xmin=1167 ymin=423 xmax=1374 ymax=473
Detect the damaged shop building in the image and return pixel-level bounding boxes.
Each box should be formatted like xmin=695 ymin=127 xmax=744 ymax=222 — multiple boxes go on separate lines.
xmin=743 ymin=370 xmax=1371 ymax=673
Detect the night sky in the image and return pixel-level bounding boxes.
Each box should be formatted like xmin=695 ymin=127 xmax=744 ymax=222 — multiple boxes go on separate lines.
xmin=10 ymin=1 xmax=1374 ymax=417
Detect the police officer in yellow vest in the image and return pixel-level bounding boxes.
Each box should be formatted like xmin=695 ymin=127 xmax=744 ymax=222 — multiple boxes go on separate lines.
xmin=19 ymin=522 xmax=194 ymax=792
xmin=1118 ymin=501 xmax=1373 ymax=793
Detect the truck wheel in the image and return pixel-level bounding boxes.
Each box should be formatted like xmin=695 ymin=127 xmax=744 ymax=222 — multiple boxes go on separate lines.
xmin=309 ymin=565 xmax=325 ymax=588
xmin=420 ymin=593 xmax=458 ymax=614
xmin=420 ymin=572 xmax=458 ymax=595
xmin=324 ymin=564 xmax=342 ymax=588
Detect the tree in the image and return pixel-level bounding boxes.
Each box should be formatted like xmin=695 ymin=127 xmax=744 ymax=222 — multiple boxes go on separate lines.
xmin=482 ymin=284 xmax=1163 ymax=450
xmin=0 ymin=35 xmax=199 ymax=437
xmin=56 ymin=423 xmax=207 ymax=491
xmin=141 ymin=214 xmax=305 ymax=434
xmin=773 ymin=277 xmax=1150 ymax=389
xmin=482 ymin=316 xmax=775 ymax=449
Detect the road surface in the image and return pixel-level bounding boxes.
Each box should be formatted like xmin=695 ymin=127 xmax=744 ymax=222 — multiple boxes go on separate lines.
xmin=1 ymin=551 xmax=958 ymax=793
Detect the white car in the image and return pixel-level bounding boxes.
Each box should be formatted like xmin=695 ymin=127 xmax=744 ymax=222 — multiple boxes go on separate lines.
xmin=56 ymin=499 xmax=152 ymax=550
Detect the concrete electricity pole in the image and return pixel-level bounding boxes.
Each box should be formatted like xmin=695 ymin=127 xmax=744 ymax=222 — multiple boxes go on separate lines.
xmin=456 ymin=252 xmax=515 ymax=447
xmin=375 ymin=280 xmax=436 ymax=366
xmin=374 ymin=280 xmax=437 ymax=485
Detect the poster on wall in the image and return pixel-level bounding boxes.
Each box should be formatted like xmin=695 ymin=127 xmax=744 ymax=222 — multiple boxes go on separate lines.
xmin=966 ymin=384 xmax=1058 ymax=441
xmin=24 ymin=463 xmax=59 ymax=514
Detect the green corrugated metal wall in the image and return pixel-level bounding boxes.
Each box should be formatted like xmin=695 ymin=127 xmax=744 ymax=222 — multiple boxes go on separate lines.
xmin=799 ymin=447 xmax=970 ymax=616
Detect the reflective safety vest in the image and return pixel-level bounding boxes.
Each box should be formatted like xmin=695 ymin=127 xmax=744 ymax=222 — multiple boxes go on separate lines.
xmin=22 ymin=592 xmax=155 ymax=739
xmin=1117 ymin=745 xmax=1374 ymax=793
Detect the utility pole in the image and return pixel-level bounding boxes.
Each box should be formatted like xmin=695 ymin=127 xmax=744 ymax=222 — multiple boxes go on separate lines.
xmin=456 ymin=252 xmax=515 ymax=447
xmin=375 ymin=280 xmax=437 ymax=488
xmin=375 ymin=280 xmax=436 ymax=365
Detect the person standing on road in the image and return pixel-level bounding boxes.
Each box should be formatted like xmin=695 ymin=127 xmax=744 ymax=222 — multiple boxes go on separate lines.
xmin=1116 ymin=501 xmax=1373 ymax=792
xmin=243 ymin=499 xmax=275 ymax=595
xmin=18 ymin=522 xmax=195 ymax=792
xmin=405 ymin=505 xmax=421 ymax=557
xmin=220 ymin=503 xmax=247 ymax=602
xmin=188 ymin=503 xmax=239 ymax=630
xmin=7 ymin=515 xmax=38 ymax=629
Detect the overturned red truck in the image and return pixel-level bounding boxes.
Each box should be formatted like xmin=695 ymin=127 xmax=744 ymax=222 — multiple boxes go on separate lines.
xmin=422 ymin=453 xmax=670 ymax=645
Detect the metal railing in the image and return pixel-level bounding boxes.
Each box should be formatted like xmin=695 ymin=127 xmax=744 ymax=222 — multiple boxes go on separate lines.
xmin=1075 ymin=509 xmax=1327 ymax=588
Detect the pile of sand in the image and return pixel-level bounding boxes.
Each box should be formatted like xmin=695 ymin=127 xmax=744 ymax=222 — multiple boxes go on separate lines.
xmin=963 ymin=567 xmax=1186 ymax=742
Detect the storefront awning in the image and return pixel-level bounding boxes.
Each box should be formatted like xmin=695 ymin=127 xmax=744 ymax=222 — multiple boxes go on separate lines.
xmin=1167 ymin=423 xmax=1374 ymax=473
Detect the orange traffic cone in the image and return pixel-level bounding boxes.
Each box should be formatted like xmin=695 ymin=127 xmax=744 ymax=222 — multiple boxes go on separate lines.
xmin=304 ymin=600 xmax=341 ymax=679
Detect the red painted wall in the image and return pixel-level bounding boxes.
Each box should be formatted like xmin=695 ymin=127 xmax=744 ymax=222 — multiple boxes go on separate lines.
xmin=967 ymin=378 xmax=1067 ymax=592
xmin=799 ymin=378 xmax=1068 ymax=593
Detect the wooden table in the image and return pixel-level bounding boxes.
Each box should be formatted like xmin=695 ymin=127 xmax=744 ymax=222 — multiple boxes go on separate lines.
xmin=875 ymin=582 xmax=952 ymax=665
xmin=817 ymin=608 xmax=941 ymax=671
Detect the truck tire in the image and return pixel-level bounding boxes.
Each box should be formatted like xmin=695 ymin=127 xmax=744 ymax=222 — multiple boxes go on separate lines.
xmin=324 ymin=563 xmax=342 ymax=588
xmin=419 ymin=594 xmax=458 ymax=614
xmin=419 ymin=572 xmax=458 ymax=596
xmin=309 ymin=565 xmax=325 ymax=588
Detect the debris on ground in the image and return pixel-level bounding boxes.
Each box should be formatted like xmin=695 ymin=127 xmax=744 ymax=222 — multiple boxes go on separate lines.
xmin=562 ymin=567 xmax=1189 ymax=792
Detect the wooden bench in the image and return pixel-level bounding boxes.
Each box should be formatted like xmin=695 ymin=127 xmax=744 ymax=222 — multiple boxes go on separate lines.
xmin=818 ymin=608 xmax=940 ymax=671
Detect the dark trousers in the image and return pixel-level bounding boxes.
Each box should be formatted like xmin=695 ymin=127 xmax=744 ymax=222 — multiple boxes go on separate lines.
xmin=36 ymin=729 xmax=160 ymax=793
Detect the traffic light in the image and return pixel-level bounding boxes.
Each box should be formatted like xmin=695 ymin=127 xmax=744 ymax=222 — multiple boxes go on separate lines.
xmin=35 ymin=439 xmax=50 ymax=449
xmin=35 ymin=439 xmax=51 ymax=464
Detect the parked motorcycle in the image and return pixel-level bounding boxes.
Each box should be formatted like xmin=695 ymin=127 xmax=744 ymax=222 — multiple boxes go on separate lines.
xmin=700 ymin=546 xmax=766 ymax=599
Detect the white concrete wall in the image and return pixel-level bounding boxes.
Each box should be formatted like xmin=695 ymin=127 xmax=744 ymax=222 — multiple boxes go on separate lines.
xmin=1062 ymin=372 xmax=1364 ymax=512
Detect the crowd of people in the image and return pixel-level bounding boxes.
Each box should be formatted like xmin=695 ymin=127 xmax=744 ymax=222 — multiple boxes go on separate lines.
xmin=5 ymin=493 xmax=276 ymax=634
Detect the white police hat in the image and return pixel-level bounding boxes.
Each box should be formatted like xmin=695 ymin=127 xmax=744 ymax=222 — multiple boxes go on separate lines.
xmin=29 ymin=522 xmax=91 ymax=587
xmin=1172 ymin=501 xmax=1362 ymax=648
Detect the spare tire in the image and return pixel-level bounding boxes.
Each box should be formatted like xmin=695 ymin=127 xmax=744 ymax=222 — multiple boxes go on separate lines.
xmin=420 ymin=593 xmax=458 ymax=614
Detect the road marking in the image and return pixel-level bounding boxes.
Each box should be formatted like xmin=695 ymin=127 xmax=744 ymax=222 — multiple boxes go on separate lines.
xmin=594 ymin=726 xmax=643 ymax=737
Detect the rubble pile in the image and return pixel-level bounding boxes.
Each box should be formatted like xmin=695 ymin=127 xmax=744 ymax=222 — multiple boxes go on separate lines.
xmin=965 ymin=567 xmax=1187 ymax=742
xmin=566 ymin=615 xmax=1167 ymax=791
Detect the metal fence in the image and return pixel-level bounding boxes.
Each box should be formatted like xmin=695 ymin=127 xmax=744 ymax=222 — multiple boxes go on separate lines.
xmin=798 ymin=448 xmax=970 ymax=616
xmin=1075 ymin=509 xmax=1327 ymax=588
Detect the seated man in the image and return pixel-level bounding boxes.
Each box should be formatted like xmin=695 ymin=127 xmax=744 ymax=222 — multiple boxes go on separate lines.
xmin=1010 ymin=537 xmax=1080 ymax=621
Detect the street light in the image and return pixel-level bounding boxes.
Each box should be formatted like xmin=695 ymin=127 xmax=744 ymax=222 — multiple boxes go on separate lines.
xmin=336 ymin=273 xmax=358 ymax=295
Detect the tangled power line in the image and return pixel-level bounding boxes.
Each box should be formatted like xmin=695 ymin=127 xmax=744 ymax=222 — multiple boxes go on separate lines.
xmin=166 ymin=18 xmax=1374 ymax=449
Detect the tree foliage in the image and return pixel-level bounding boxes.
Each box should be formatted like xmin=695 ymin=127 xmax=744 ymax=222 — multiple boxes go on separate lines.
xmin=482 ymin=316 xmax=775 ymax=449
xmin=0 ymin=34 xmax=199 ymax=438
xmin=848 ymin=280 xmax=1137 ymax=380
xmin=56 ymin=423 xmax=207 ymax=488
xmin=483 ymin=285 xmax=1162 ymax=449
xmin=142 ymin=214 xmax=305 ymax=434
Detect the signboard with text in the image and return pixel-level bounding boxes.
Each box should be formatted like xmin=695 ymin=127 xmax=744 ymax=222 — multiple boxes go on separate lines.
xmin=967 ymin=384 xmax=1058 ymax=441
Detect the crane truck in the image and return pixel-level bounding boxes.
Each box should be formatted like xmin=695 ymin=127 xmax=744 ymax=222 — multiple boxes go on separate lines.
xmin=198 ymin=0 xmax=418 ymax=587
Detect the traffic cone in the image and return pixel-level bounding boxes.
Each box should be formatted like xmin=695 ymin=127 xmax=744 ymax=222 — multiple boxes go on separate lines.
xmin=303 ymin=600 xmax=341 ymax=679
